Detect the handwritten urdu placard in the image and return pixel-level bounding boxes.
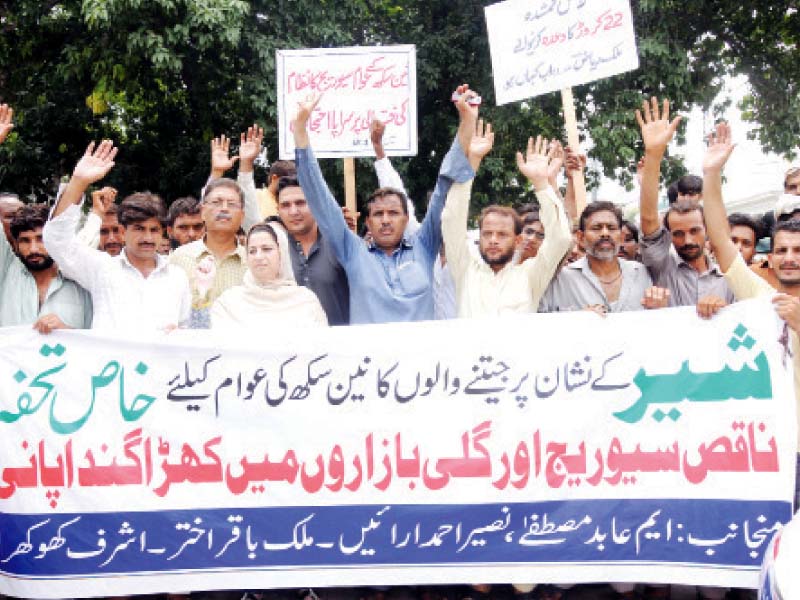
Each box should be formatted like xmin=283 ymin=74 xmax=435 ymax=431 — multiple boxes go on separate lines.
xmin=277 ymin=45 xmax=417 ymax=159
xmin=484 ymin=0 xmax=640 ymax=105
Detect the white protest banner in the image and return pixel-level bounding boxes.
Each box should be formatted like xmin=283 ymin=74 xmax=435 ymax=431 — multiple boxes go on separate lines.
xmin=0 ymin=300 xmax=795 ymax=598
xmin=277 ymin=45 xmax=417 ymax=159
xmin=485 ymin=0 xmax=640 ymax=105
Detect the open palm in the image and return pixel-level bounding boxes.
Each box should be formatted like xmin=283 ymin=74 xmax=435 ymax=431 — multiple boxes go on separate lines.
xmin=73 ymin=141 xmax=117 ymax=184
xmin=702 ymin=122 xmax=735 ymax=173
xmin=636 ymin=97 xmax=681 ymax=152
xmin=0 ymin=104 xmax=14 ymax=144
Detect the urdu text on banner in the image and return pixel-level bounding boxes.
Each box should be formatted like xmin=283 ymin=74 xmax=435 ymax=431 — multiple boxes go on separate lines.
xmin=484 ymin=0 xmax=640 ymax=105
xmin=276 ymin=45 xmax=417 ymax=160
xmin=0 ymin=299 xmax=795 ymax=598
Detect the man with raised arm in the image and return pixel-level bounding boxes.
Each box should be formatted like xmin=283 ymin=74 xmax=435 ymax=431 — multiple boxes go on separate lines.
xmin=701 ymin=120 xmax=800 ymax=513
xmin=442 ymin=124 xmax=572 ymax=316
xmin=0 ymin=103 xmax=92 ymax=334
xmin=74 ymin=186 xmax=125 ymax=255
xmin=293 ymin=86 xmax=476 ymax=324
xmin=637 ymin=96 xmax=734 ymax=312
xmin=370 ymin=118 xmax=421 ymax=235
xmin=170 ymin=126 xmax=286 ymax=327
xmin=43 ymin=141 xmax=191 ymax=331
xmin=0 ymin=104 xmax=23 ymax=245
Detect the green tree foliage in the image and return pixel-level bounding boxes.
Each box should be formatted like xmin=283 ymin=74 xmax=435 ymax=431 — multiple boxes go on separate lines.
xmin=0 ymin=0 xmax=797 ymax=217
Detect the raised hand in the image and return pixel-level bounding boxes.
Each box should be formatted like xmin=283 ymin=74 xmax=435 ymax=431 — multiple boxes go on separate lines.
xmin=635 ymin=96 xmax=682 ymax=155
xmin=0 ymin=104 xmax=13 ymax=144
xmin=370 ymin=118 xmax=387 ymax=159
xmin=91 ymin=186 xmax=118 ymax=216
xmin=294 ymin=94 xmax=322 ymax=131
xmin=292 ymin=94 xmax=322 ymax=149
xmin=468 ymin=119 xmax=494 ymax=171
xmin=547 ymin=140 xmax=565 ymax=183
xmin=453 ymin=83 xmax=479 ymax=156
xmin=702 ymin=121 xmax=735 ymax=174
xmin=211 ymin=135 xmax=238 ymax=177
xmin=239 ymin=124 xmax=264 ymax=172
xmin=516 ymin=135 xmax=555 ymax=190
xmin=370 ymin=119 xmax=386 ymax=146
xmin=564 ymin=145 xmax=586 ymax=180
xmin=72 ymin=140 xmax=117 ymax=185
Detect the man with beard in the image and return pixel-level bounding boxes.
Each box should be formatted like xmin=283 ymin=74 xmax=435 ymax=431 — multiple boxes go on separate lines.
xmin=636 ymin=96 xmax=734 ymax=308
xmin=700 ymin=119 xmax=800 ymax=536
xmin=442 ymin=124 xmax=572 ymax=317
xmin=0 ymin=103 xmax=91 ymax=332
xmin=44 ymin=140 xmax=191 ymax=331
xmin=0 ymin=203 xmax=92 ymax=331
xmin=539 ymin=201 xmax=665 ymax=313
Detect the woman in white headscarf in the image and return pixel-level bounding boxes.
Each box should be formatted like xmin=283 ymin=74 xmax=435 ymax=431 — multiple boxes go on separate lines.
xmin=210 ymin=223 xmax=327 ymax=329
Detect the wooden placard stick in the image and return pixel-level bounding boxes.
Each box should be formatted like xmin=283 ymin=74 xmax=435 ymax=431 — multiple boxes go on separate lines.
xmin=560 ymin=87 xmax=587 ymax=217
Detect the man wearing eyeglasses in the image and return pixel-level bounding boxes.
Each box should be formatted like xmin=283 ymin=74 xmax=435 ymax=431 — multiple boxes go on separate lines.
xmin=169 ymin=127 xmax=272 ymax=327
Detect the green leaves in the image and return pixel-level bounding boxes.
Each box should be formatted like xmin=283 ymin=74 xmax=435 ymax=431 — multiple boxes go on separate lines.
xmin=0 ymin=0 xmax=798 ymax=209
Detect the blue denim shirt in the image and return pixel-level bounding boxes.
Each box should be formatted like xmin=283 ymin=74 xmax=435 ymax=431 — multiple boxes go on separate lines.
xmin=296 ymin=137 xmax=474 ymax=324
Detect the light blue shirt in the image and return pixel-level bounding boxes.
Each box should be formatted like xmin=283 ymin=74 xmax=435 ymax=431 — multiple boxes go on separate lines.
xmin=296 ymin=138 xmax=474 ymax=324
xmin=0 ymin=230 xmax=92 ymax=328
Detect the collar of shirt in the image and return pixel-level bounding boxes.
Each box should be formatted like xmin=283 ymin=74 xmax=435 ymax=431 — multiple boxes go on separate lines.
xmin=20 ymin=268 xmax=72 ymax=300
xmin=569 ymin=255 xmax=641 ymax=278
xmin=119 ymin=249 xmax=172 ymax=276
xmin=182 ymin=237 xmax=246 ymax=262
xmin=675 ymin=253 xmax=723 ymax=277
xmin=367 ymin=236 xmax=413 ymax=255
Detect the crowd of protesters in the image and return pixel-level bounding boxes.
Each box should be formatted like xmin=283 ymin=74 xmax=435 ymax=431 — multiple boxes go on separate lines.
xmin=0 ymin=87 xmax=799 ymax=600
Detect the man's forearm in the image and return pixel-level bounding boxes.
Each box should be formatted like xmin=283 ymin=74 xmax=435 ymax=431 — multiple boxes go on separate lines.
xmin=53 ymin=179 xmax=89 ymax=218
xmin=639 ymin=151 xmax=663 ymax=235
xmin=702 ymin=169 xmax=736 ymax=272
xmin=294 ymin=123 xmax=311 ymax=150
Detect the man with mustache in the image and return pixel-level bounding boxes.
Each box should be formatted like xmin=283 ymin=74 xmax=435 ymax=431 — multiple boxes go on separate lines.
xmin=539 ymin=201 xmax=667 ymax=313
xmin=292 ymin=86 xmax=476 ymax=324
xmin=0 ymin=203 xmax=92 ymax=332
xmin=170 ymin=126 xmax=276 ymax=327
xmin=0 ymin=104 xmax=91 ymax=332
xmin=636 ymin=96 xmax=734 ymax=310
xmin=700 ymin=120 xmax=800 ymax=527
xmin=442 ymin=125 xmax=573 ymax=317
xmin=74 ymin=186 xmax=125 ymax=256
xmin=44 ymin=140 xmax=191 ymax=331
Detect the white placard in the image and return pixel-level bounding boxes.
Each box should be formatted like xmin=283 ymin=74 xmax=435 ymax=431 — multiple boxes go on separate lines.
xmin=485 ymin=0 xmax=639 ymax=105
xmin=277 ymin=45 xmax=417 ymax=159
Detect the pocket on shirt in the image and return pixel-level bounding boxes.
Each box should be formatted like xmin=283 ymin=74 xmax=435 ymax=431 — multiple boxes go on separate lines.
xmin=396 ymin=260 xmax=429 ymax=298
